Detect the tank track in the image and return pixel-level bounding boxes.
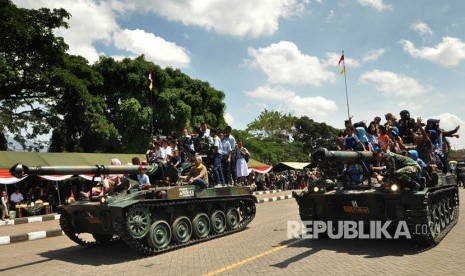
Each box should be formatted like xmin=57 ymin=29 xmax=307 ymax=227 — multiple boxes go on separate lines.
xmin=406 ymin=186 xmax=459 ymax=246
xmin=116 ymin=196 xmax=256 ymax=256
xmin=59 ymin=210 xmax=120 ymax=247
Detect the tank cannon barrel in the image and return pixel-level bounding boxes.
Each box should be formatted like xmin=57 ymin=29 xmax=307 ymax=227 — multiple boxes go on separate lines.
xmin=312 ymin=148 xmax=375 ymax=164
xmin=9 ymin=163 xmax=156 ymax=178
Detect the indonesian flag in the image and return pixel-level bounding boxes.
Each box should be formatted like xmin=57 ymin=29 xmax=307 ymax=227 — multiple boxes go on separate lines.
xmin=149 ymin=69 xmax=153 ymax=91
xmin=338 ymin=54 xmax=344 ymax=66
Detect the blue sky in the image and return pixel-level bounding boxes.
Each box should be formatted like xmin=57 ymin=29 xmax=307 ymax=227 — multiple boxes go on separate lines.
xmin=14 ymin=0 xmax=465 ymax=149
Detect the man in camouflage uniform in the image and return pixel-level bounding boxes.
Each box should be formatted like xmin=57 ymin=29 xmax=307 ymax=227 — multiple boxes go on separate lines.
xmin=381 ymin=151 xmax=422 ymax=190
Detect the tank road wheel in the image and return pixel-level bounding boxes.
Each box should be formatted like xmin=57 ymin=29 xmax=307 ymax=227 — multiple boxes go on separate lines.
xmin=433 ymin=204 xmax=441 ymax=234
xmin=446 ymin=198 xmax=455 ymax=222
xmin=441 ymin=200 xmax=450 ymax=225
xmin=438 ymin=202 xmax=447 ymax=230
xmin=126 ymin=206 xmax=152 ymax=239
xmin=426 ymin=205 xmax=438 ymax=239
xmin=226 ymin=208 xmax=240 ymax=230
xmin=171 ymin=216 xmax=192 ymax=244
xmin=147 ymin=220 xmax=172 ymax=250
xmin=192 ymin=213 xmax=210 ymax=239
xmin=210 ymin=210 xmax=226 ymax=234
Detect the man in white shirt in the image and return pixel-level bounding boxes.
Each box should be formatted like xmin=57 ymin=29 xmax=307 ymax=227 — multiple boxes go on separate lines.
xmin=10 ymin=188 xmax=24 ymax=208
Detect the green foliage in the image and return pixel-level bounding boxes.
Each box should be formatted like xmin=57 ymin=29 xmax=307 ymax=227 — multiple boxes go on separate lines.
xmin=294 ymin=116 xmax=340 ymax=152
xmin=235 ymin=113 xmax=340 ymax=164
xmin=246 ymin=109 xmax=296 ymax=139
xmin=0 ymin=0 xmax=70 ymax=149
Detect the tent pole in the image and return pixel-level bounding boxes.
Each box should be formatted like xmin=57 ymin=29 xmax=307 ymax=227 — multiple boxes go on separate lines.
xmin=56 ymin=181 xmax=61 ymax=206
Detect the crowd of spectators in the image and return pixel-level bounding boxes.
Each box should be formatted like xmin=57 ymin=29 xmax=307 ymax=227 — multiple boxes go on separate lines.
xmin=144 ymin=122 xmax=250 ymax=188
xmin=331 ymin=110 xmax=460 ymax=189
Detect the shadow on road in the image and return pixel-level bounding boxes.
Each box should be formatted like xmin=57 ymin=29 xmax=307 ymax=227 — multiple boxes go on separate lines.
xmin=271 ymin=237 xmax=431 ymax=269
xmin=39 ymin=241 xmax=139 ymax=265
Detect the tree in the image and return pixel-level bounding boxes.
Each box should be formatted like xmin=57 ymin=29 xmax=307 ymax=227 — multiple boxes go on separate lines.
xmin=294 ymin=116 xmax=340 ymax=152
xmin=0 ymin=0 xmax=70 ymax=149
xmin=246 ymin=109 xmax=296 ymax=139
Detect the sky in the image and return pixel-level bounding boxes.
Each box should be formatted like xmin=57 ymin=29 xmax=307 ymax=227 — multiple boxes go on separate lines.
xmin=13 ymin=0 xmax=465 ymax=149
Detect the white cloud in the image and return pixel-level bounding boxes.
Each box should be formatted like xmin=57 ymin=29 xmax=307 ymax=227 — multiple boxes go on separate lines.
xmin=435 ymin=113 xmax=463 ymax=132
xmin=15 ymin=0 xmax=120 ymax=63
xmin=113 ymin=29 xmax=190 ymax=68
xmin=400 ymin=37 xmax=465 ymax=67
xmin=287 ymin=95 xmax=337 ymax=119
xmin=224 ymin=113 xmax=234 ymax=125
xmin=14 ymin=0 xmax=190 ymax=67
xmin=245 ymin=86 xmax=295 ymax=101
xmin=362 ymin=48 xmax=386 ymax=62
xmin=140 ymin=0 xmax=309 ymax=37
xmin=357 ymin=0 xmax=392 ymax=12
xmin=326 ymin=10 xmax=334 ymax=22
xmin=359 ymin=69 xmax=432 ymax=97
xmin=411 ymin=21 xmax=433 ymax=37
xmin=247 ymin=41 xmax=336 ymax=86
xmin=245 ymin=85 xmax=337 ymax=121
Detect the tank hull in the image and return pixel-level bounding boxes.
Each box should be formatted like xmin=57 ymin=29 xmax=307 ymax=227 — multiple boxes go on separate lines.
xmin=58 ymin=185 xmax=257 ymax=255
xmin=294 ymin=183 xmax=459 ymax=245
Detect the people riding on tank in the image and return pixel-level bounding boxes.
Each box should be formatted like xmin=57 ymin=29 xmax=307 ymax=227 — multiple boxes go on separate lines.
xmin=183 ymin=155 xmax=209 ymax=189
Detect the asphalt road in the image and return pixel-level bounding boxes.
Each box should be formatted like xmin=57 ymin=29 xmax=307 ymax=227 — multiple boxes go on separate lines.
xmin=1 ymin=190 xmax=464 ymax=276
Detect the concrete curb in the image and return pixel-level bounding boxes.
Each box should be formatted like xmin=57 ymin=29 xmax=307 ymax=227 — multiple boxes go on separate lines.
xmin=0 ymin=214 xmax=60 ymax=227
xmin=258 ymin=194 xmax=293 ymax=203
xmin=253 ymin=189 xmax=282 ymax=195
xmin=0 ymin=228 xmax=63 ymax=245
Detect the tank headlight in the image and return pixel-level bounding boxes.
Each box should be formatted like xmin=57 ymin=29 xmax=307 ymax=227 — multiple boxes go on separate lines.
xmin=391 ymin=184 xmax=399 ymax=192
xmin=313 ymin=186 xmax=319 ymax=193
xmin=65 ymin=197 xmax=75 ymax=205
xmin=100 ymin=196 xmax=107 ymax=204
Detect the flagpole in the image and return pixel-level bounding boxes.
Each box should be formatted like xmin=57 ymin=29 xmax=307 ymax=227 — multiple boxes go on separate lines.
xmin=150 ymin=86 xmax=153 ymax=135
xmin=149 ymin=68 xmax=154 ymax=136
xmin=341 ymin=50 xmax=350 ymax=120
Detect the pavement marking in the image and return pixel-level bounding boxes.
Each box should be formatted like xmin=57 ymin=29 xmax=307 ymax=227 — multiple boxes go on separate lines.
xmin=258 ymin=194 xmax=292 ymax=203
xmin=204 ymin=239 xmax=302 ymax=276
xmin=0 ymin=236 xmax=10 ymax=245
xmin=28 ymin=231 xmax=46 ymax=240
xmin=253 ymin=189 xmax=282 ymax=195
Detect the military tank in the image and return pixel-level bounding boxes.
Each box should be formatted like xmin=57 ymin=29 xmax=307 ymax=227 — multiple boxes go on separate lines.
xmin=293 ymin=148 xmax=459 ymax=246
xmin=10 ymin=163 xmax=257 ymax=255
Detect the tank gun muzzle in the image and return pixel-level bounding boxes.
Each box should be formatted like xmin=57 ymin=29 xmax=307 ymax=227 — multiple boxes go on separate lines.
xmin=9 ymin=163 xmax=157 ymax=178
xmin=311 ymin=148 xmax=375 ymax=163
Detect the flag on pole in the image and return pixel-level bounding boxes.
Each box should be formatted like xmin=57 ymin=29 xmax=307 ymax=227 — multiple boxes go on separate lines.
xmin=148 ymin=69 xmax=153 ymax=91
xmin=340 ymin=65 xmax=346 ymax=75
xmin=338 ymin=54 xmax=344 ymax=66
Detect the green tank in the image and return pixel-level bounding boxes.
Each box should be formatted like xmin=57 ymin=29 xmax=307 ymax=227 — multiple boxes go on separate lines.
xmin=10 ymin=163 xmax=256 ymax=255
xmin=293 ymin=148 xmax=459 ymax=245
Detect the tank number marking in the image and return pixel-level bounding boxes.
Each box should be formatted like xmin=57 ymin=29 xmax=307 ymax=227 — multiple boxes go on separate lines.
xmin=179 ymin=187 xmax=195 ymax=197
xmin=343 ymin=206 xmax=370 ymax=214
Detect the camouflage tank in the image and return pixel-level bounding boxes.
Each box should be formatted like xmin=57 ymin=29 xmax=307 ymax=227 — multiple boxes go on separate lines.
xmin=293 ymin=148 xmax=459 ymax=245
xmin=10 ymin=163 xmax=256 ymax=255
